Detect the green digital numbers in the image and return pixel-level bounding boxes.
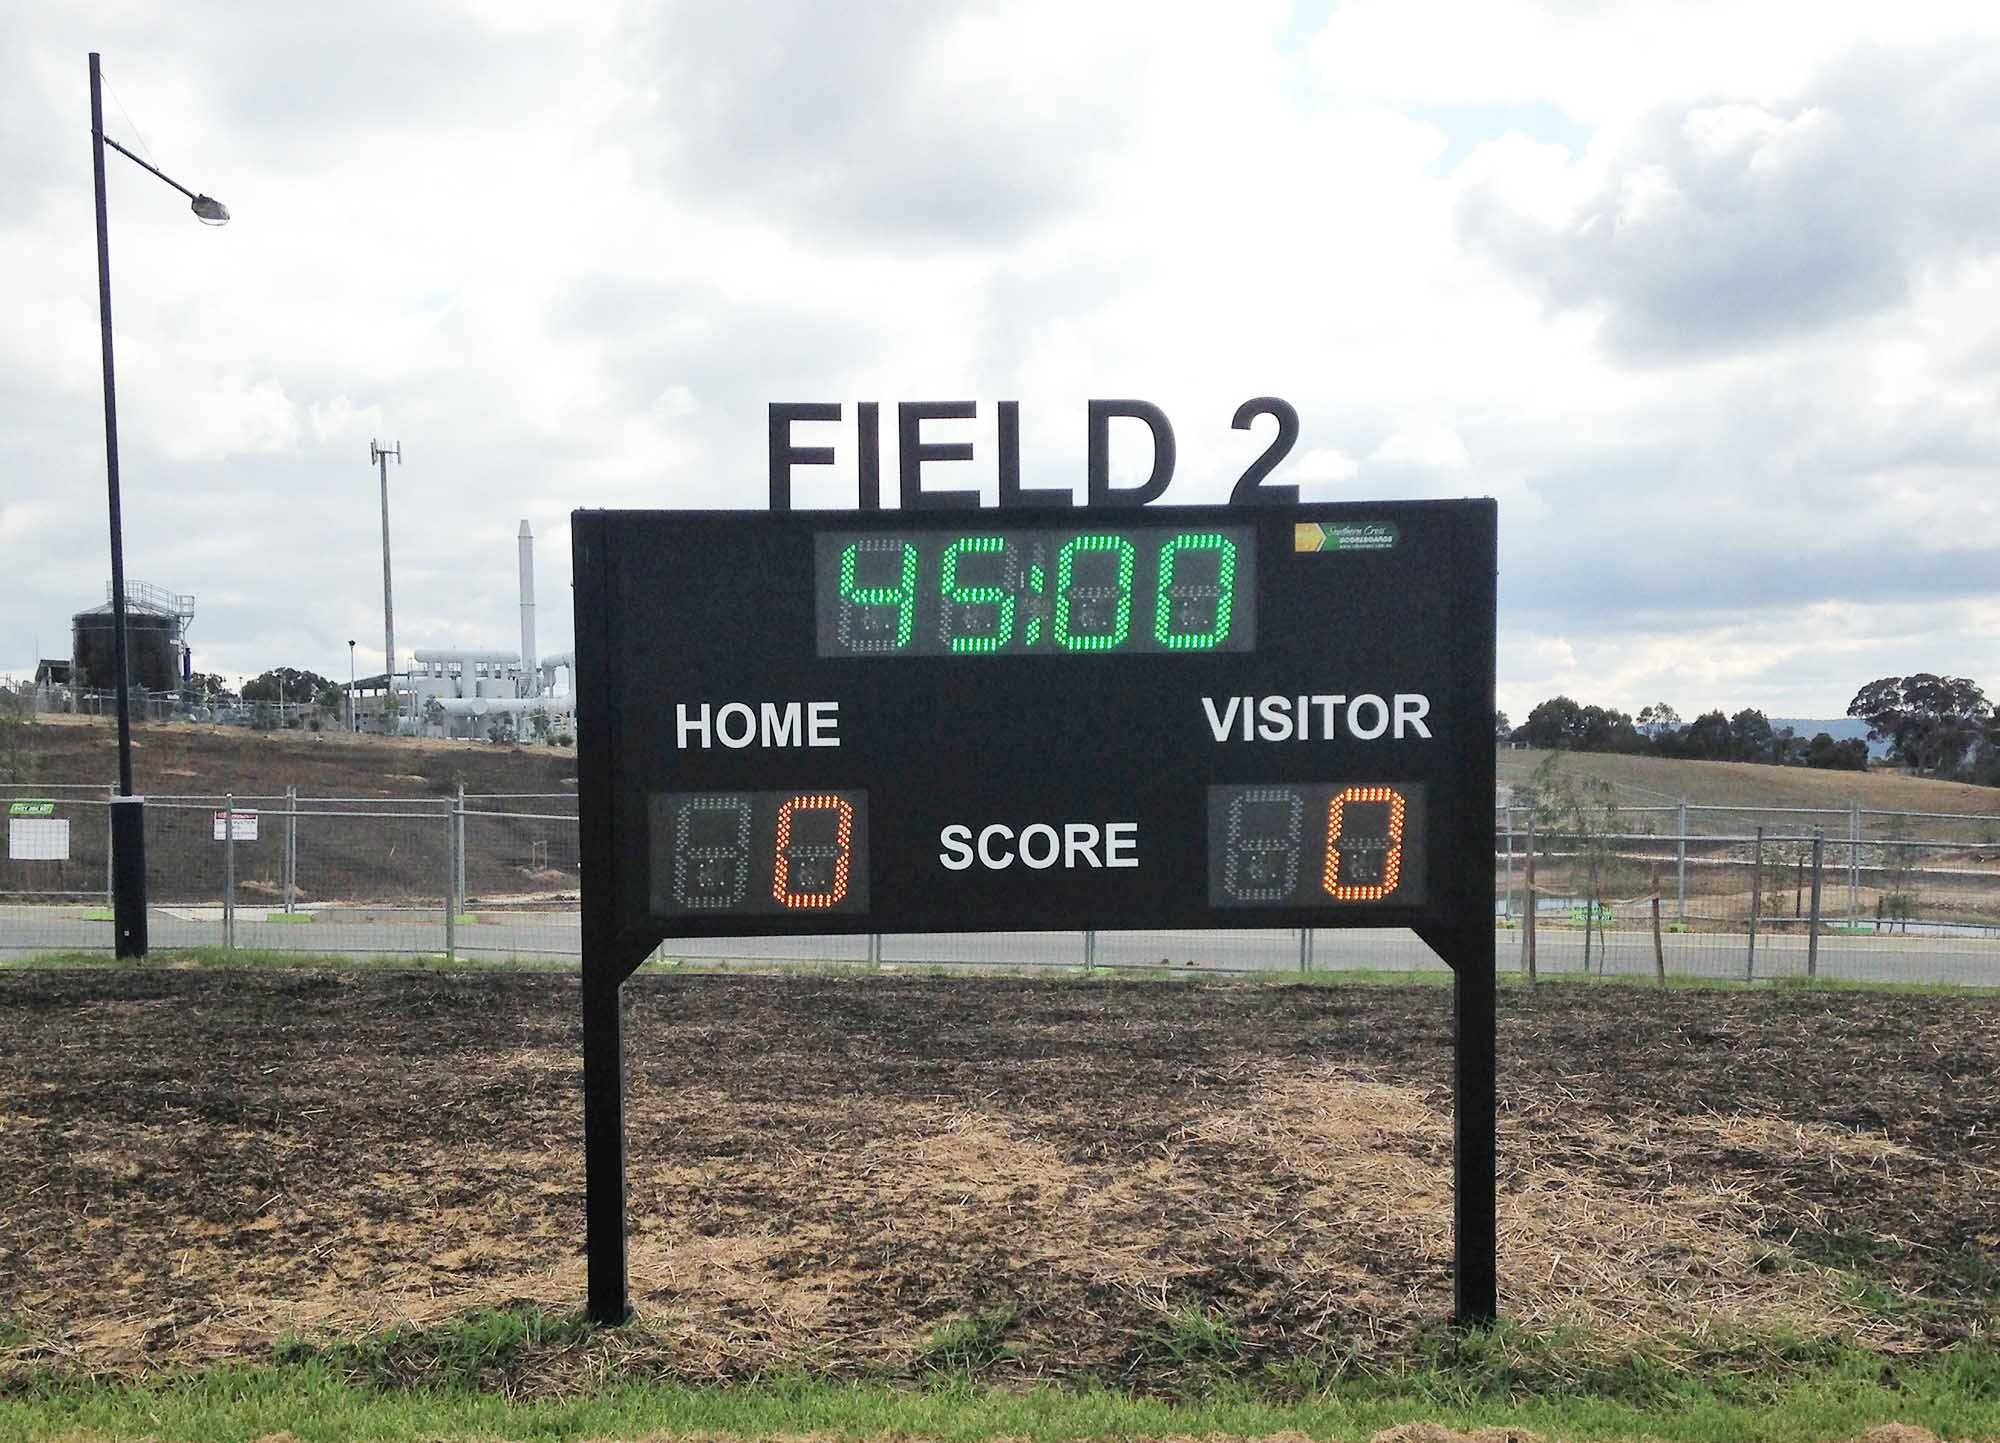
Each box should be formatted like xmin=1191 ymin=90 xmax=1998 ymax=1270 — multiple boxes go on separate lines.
xmin=837 ymin=539 xmax=918 ymax=652
xmin=1053 ymin=535 xmax=1136 ymax=651
xmin=822 ymin=527 xmax=1249 ymax=657
xmin=1154 ymin=531 xmax=1238 ymax=650
xmin=939 ymin=536 xmax=1017 ymax=653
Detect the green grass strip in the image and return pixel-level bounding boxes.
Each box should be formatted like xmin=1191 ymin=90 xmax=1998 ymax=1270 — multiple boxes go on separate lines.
xmin=5 ymin=1344 xmax=2000 ymax=1443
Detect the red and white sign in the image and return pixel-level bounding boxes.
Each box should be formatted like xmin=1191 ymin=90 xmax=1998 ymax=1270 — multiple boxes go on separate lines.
xmin=213 ymin=809 xmax=259 ymax=842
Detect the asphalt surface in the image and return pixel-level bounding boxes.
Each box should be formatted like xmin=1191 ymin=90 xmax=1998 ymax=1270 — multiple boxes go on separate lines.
xmin=2 ymin=905 xmax=1994 ymax=984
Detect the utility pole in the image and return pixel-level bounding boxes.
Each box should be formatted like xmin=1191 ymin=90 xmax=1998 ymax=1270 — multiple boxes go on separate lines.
xmin=371 ymin=440 xmax=400 ymax=730
xmin=91 ymin=51 xmax=229 ymax=960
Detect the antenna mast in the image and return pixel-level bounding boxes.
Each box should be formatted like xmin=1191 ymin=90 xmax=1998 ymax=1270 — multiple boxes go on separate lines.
xmin=371 ymin=439 xmax=401 ymax=728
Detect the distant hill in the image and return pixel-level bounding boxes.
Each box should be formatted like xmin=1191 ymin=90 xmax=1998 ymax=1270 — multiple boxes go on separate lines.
xmin=1771 ymin=717 xmax=1892 ymax=759
xmin=1496 ymin=747 xmax=2000 ymax=836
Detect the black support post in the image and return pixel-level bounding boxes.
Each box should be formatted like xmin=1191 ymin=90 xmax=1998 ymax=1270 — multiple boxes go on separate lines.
xmin=582 ymin=978 xmax=629 ymax=1324
xmin=574 ymin=511 xmax=636 ymax=1325
xmin=109 ymin=795 xmax=147 ymax=958
xmin=1451 ymin=922 xmax=1498 ymax=1325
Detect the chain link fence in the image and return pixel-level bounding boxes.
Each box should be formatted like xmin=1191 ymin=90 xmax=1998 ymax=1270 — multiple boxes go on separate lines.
xmin=7 ymin=782 xmax=2000 ymax=983
xmin=1494 ymin=803 xmax=2000 ymax=985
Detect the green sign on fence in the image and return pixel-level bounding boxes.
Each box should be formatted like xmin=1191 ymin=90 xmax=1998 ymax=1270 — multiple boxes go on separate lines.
xmin=7 ymin=800 xmax=56 ymax=818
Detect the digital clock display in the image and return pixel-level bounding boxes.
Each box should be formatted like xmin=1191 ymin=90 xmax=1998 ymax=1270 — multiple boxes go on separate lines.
xmin=814 ymin=525 xmax=1257 ymax=657
xmin=650 ymin=790 xmax=869 ymax=918
xmin=1207 ymin=782 xmax=1428 ymax=908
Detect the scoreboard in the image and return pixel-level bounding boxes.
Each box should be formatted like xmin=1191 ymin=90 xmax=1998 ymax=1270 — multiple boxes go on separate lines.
xmin=573 ymin=497 xmax=1498 ymax=1330
xmin=575 ymin=500 xmax=1495 ymax=960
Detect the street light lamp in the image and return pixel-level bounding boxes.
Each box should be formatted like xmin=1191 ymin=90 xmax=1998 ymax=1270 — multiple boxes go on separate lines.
xmin=90 ymin=51 xmax=228 ymax=960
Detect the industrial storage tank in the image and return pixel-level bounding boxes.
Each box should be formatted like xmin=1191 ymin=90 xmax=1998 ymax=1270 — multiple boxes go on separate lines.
xmin=72 ymin=610 xmax=179 ymax=692
xmin=70 ymin=582 xmax=192 ymax=694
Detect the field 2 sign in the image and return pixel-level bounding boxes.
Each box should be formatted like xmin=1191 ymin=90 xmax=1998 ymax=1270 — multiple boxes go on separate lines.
xmin=574 ymin=497 xmax=1499 ymax=1329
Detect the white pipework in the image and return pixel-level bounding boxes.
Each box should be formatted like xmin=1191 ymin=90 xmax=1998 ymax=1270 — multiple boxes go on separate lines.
xmin=518 ymin=519 xmax=537 ymax=699
xmin=413 ymin=649 xmax=519 ymax=664
xmin=539 ymin=650 xmax=575 ymax=707
xmin=434 ymin=696 xmax=548 ymax=718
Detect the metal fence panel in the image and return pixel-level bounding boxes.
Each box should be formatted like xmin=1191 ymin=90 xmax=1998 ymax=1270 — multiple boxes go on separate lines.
xmin=0 ymin=788 xmax=112 ymax=954
xmin=10 ymin=776 xmax=2000 ymax=987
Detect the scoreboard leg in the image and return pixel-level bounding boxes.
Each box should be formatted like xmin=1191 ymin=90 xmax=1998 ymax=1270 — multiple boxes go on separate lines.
xmin=582 ymin=978 xmax=631 ymax=1324
xmin=1451 ymin=922 xmax=1498 ymax=1327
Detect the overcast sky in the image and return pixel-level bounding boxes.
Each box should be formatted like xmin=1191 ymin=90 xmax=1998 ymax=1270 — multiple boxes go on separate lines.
xmin=5 ymin=1 xmax=1998 ymax=722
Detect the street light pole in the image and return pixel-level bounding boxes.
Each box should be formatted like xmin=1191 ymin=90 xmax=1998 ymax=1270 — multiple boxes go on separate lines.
xmin=88 ymin=52 xmax=228 ymax=960
xmin=371 ymin=440 xmax=400 ymax=732
xmin=89 ymin=55 xmax=133 ymax=802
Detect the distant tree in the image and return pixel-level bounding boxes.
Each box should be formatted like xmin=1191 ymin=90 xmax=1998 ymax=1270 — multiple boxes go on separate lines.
xmin=243 ymin=667 xmax=334 ymax=706
xmin=1847 ymin=674 xmax=1995 ymax=775
xmin=1965 ymin=738 xmax=2000 ymax=788
xmin=1803 ymin=732 xmax=1868 ymax=771
xmin=1636 ymin=702 xmax=1682 ymax=739
xmin=1680 ymin=709 xmax=1734 ymax=760
xmin=1579 ymin=705 xmax=1646 ymax=753
xmin=184 ymin=671 xmax=236 ymax=704
xmin=1728 ymin=708 xmax=1776 ymax=763
xmin=1518 ymin=696 xmax=1586 ymax=749
xmin=1495 ymin=709 xmax=1512 ymax=740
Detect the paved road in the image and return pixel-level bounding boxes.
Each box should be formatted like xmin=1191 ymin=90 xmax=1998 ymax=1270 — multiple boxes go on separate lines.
xmin=3 ymin=905 xmax=1995 ymax=984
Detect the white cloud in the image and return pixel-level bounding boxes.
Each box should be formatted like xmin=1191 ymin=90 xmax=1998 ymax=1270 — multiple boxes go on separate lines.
xmin=2 ymin=2 xmax=1998 ymax=717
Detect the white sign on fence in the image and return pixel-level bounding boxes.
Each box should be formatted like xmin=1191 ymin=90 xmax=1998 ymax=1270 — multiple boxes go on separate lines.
xmin=9 ymin=817 xmax=71 ymax=861
xmin=213 ymin=809 xmax=259 ymax=842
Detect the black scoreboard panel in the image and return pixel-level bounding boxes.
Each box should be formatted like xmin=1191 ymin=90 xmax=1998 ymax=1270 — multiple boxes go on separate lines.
xmin=575 ymin=500 xmax=1495 ymax=959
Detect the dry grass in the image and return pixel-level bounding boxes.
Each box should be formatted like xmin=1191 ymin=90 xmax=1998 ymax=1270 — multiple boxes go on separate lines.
xmin=1499 ymin=748 xmax=2000 ymax=821
xmin=3 ymin=1068 xmax=1914 ymax=1379
xmin=7 ymin=973 xmax=1994 ymax=1392
xmin=1184 ymin=1067 xmax=1899 ymax=1357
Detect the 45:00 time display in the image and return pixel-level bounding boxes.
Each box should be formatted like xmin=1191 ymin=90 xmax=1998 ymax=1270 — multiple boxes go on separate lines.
xmin=813 ymin=525 xmax=1257 ymax=657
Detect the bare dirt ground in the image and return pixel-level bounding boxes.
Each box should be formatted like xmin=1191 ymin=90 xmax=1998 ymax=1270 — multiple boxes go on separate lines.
xmin=18 ymin=714 xmax=575 ymax=798
xmin=2 ymin=972 xmax=1996 ymax=1391
xmin=8 ymin=718 xmax=578 ymax=905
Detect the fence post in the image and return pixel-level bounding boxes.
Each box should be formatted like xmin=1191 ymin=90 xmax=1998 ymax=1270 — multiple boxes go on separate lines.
xmin=445 ymin=794 xmax=459 ymax=963
xmin=284 ymin=784 xmax=297 ymax=915
xmin=1747 ymin=825 xmax=1763 ymax=981
xmin=1808 ymin=826 xmax=1825 ymax=980
xmin=1676 ymin=799 xmax=1687 ymax=923
xmin=868 ymin=933 xmax=882 ymax=966
xmin=224 ymin=792 xmax=236 ymax=951
xmin=1298 ymin=927 xmax=1309 ymax=973
xmin=1502 ymin=805 xmax=1515 ymax=919
xmin=1083 ymin=929 xmax=1097 ymax=971
xmin=1651 ymin=895 xmax=1665 ymax=989
xmin=455 ymin=783 xmax=467 ymax=906
xmin=1848 ymin=799 xmax=1860 ymax=927
xmin=1522 ymin=815 xmax=1536 ymax=984
xmin=104 ymin=784 xmax=115 ymax=912
xmin=1582 ymin=838 xmax=1596 ymax=976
